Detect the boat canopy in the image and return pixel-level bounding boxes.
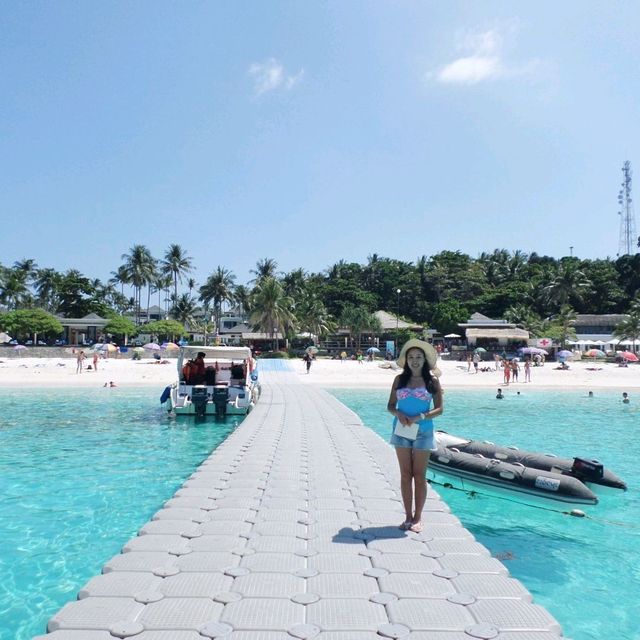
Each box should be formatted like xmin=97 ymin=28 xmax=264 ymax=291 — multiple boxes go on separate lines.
xmin=179 ymin=345 xmax=252 ymax=360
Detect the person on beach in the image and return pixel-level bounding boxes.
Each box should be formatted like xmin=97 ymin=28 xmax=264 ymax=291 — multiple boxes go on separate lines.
xmin=511 ymin=359 xmax=519 ymax=382
xmin=503 ymin=359 xmax=511 ymax=385
xmin=76 ymin=350 xmax=85 ymax=374
xmin=472 ymin=352 xmax=480 ymax=373
xmin=92 ymin=351 xmax=99 ymax=372
xmin=303 ymin=351 xmax=313 ymax=373
xmin=387 ymin=339 xmax=443 ymax=534
xmin=494 ymin=354 xmax=501 ymax=371
xmin=524 ymin=359 xmax=531 ymax=382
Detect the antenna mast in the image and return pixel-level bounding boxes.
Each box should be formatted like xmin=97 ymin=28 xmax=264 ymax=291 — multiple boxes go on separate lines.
xmin=618 ymin=160 xmax=636 ymax=256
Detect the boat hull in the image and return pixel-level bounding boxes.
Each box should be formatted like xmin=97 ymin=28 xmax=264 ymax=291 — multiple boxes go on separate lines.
xmin=428 ymin=447 xmax=599 ymax=506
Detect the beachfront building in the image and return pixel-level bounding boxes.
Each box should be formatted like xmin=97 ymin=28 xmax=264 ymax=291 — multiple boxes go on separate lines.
xmin=570 ymin=313 xmax=636 ymax=352
xmin=56 ymin=313 xmax=109 ymax=346
xmin=458 ymin=312 xmax=529 ymax=350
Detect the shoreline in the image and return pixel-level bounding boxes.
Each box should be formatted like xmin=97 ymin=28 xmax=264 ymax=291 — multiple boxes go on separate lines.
xmin=0 ymin=355 xmax=638 ymax=392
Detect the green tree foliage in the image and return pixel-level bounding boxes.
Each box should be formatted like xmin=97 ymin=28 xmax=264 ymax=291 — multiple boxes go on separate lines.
xmin=199 ymin=267 xmax=236 ymax=333
xmin=143 ymin=319 xmax=186 ymax=340
xmin=0 ymin=309 xmax=63 ymax=342
xmin=339 ymin=304 xmax=382 ymax=350
xmin=250 ymin=277 xmax=295 ymax=351
xmin=162 ymin=244 xmax=193 ymax=301
xmin=103 ymin=316 xmax=137 ymax=341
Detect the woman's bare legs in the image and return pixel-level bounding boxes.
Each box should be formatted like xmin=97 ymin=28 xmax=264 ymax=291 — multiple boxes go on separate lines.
xmin=411 ymin=450 xmax=430 ymax=527
xmin=395 ymin=447 xmax=414 ymax=525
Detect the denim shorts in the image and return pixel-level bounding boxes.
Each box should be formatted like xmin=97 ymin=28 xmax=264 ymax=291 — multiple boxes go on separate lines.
xmin=390 ymin=429 xmax=437 ymax=451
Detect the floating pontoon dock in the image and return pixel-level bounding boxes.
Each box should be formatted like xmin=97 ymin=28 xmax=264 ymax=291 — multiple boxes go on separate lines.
xmin=37 ymin=368 xmax=563 ymax=639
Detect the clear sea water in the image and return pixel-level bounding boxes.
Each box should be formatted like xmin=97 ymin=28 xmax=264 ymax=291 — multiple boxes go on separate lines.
xmin=331 ymin=387 xmax=640 ymax=640
xmin=0 ymin=388 xmax=238 ymax=640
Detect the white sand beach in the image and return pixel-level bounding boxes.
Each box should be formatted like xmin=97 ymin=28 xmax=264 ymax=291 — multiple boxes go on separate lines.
xmin=0 ymin=354 xmax=638 ymax=391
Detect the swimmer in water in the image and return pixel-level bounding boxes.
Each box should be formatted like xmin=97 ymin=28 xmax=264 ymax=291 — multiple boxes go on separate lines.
xmin=622 ymin=392 xmax=630 ymax=404
xmin=496 ymin=388 xmax=504 ymax=399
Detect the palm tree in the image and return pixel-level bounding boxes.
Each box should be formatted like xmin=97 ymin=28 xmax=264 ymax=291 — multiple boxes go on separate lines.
xmin=199 ymin=267 xmax=236 ymax=334
xmin=297 ymin=293 xmax=335 ymax=344
xmin=613 ymin=313 xmax=640 ymax=350
xmin=233 ymin=285 xmax=252 ymax=317
xmin=121 ymin=245 xmax=156 ymax=324
xmin=250 ymin=277 xmax=295 ymax=351
xmin=170 ymin=294 xmax=198 ymax=327
xmin=250 ymin=258 xmax=278 ymax=284
xmin=153 ymin=273 xmax=173 ymax=318
xmin=0 ymin=268 xmax=31 ymax=310
xmin=340 ymin=305 xmax=382 ymax=350
xmin=542 ymin=261 xmax=591 ymax=311
xmin=162 ymin=244 xmax=193 ymax=301
xmin=34 ymin=268 xmax=62 ymax=312
xmin=109 ymin=265 xmax=130 ymax=299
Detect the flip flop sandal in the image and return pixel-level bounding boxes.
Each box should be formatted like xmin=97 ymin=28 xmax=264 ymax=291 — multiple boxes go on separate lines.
xmin=409 ymin=522 xmax=423 ymax=533
xmin=399 ymin=520 xmax=412 ymax=530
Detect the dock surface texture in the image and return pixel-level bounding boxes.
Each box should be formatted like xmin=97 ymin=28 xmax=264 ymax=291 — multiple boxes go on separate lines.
xmin=38 ymin=369 xmax=564 ymax=640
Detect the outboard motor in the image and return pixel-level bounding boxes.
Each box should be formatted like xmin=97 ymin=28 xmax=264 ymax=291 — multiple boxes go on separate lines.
xmin=212 ymin=385 xmax=229 ymax=417
xmin=191 ymin=386 xmax=209 ymax=417
xmin=571 ymin=457 xmax=604 ymax=482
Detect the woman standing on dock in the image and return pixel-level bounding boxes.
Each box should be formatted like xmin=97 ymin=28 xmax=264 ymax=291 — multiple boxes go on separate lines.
xmin=387 ymin=339 xmax=443 ymax=533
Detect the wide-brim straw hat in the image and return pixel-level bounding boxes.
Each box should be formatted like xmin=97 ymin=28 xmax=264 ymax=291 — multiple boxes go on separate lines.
xmin=397 ymin=339 xmax=440 ymax=375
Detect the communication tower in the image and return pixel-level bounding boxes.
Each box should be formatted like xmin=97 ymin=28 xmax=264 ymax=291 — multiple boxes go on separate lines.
xmin=618 ymin=160 xmax=636 ymax=256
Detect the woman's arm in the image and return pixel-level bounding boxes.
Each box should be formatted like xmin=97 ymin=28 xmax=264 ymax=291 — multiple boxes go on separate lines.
xmin=428 ymin=378 xmax=444 ymax=419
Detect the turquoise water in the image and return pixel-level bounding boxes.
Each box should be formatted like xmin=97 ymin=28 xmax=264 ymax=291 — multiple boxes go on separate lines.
xmin=331 ymin=388 xmax=640 ymax=640
xmin=0 ymin=388 xmax=237 ymax=640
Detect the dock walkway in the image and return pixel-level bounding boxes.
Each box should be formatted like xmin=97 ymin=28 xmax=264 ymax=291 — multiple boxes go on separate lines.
xmin=38 ymin=368 xmax=563 ymax=639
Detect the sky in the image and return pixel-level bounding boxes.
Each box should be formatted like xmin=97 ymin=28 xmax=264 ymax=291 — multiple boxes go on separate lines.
xmin=1 ymin=1 xmax=639 ymax=289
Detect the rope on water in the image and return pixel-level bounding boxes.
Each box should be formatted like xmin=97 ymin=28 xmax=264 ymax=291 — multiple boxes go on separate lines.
xmin=427 ymin=478 xmax=637 ymax=528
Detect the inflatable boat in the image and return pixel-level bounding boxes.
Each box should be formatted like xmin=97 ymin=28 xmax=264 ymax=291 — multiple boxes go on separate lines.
xmin=428 ymin=431 xmax=627 ymax=506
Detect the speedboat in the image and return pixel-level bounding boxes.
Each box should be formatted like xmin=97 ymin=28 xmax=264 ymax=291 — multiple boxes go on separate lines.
xmin=428 ymin=431 xmax=627 ymax=506
xmin=160 ymin=345 xmax=260 ymax=417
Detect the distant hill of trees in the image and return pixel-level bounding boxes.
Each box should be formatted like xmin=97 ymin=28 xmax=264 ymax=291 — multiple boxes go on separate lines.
xmin=2 ymin=247 xmax=640 ymax=340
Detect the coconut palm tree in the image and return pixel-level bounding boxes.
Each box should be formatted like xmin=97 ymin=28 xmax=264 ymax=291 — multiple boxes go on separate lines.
xmin=297 ymin=293 xmax=335 ymax=344
xmin=120 ymin=245 xmax=156 ymax=324
xmin=340 ymin=305 xmax=382 ymax=350
xmin=34 ymin=268 xmax=63 ymax=312
xmin=109 ymin=265 xmax=130 ymax=299
xmin=199 ymin=267 xmax=236 ymax=334
xmin=162 ymin=244 xmax=193 ymax=301
xmin=0 ymin=268 xmax=31 ymax=310
xmin=170 ymin=294 xmax=198 ymax=327
xmin=613 ymin=313 xmax=640 ymax=349
xmin=250 ymin=258 xmax=278 ymax=284
xmin=542 ymin=261 xmax=591 ymax=311
xmin=233 ymin=285 xmax=252 ymax=317
xmin=250 ymin=277 xmax=295 ymax=351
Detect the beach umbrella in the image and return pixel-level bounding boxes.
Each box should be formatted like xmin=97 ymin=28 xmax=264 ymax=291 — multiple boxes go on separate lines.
xmin=13 ymin=344 xmax=27 ymax=356
xmin=132 ymin=347 xmax=145 ymax=353
xmin=366 ymin=347 xmax=380 ymax=353
xmin=161 ymin=342 xmax=180 ymax=351
xmin=143 ymin=342 xmax=161 ymax=351
xmin=557 ymin=350 xmax=574 ymax=359
xmin=444 ymin=333 xmax=461 ymax=338
xmin=584 ymin=349 xmax=606 ymax=358
xmin=619 ymin=351 xmax=639 ymax=362
xmin=474 ymin=347 xmax=487 ymax=353
xmin=305 ymin=345 xmax=319 ymax=354
xmin=0 ymin=332 xmax=12 ymax=344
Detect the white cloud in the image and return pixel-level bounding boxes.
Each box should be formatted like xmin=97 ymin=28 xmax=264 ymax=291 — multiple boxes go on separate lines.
xmin=433 ymin=25 xmax=535 ymax=86
xmin=248 ymin=58 xmax=304 ymax=96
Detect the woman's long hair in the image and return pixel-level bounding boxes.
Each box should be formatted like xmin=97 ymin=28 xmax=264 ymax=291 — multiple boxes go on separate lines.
xmin=398 ymin=353 xmax=436 ymax=393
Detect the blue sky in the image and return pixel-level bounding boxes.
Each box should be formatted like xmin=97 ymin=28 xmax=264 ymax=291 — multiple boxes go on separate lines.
xmin=1 ymin=1 xmax=638 ymax=288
